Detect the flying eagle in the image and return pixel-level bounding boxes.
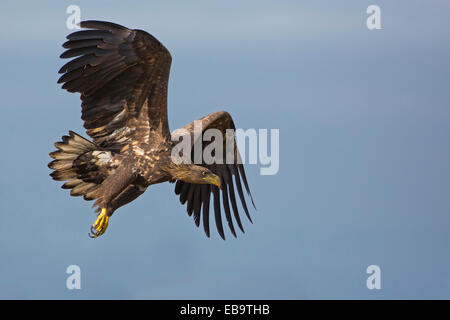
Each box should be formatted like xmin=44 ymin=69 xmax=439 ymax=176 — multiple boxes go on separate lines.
xmin=48 ymin=21 xmax=254 ymax=239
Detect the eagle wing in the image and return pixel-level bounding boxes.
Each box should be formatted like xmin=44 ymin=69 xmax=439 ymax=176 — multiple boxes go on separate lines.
xmin=58 ymin=20 xmax=172 ymax=151
xmin=172 ymin=111 xmax=255 ymax=239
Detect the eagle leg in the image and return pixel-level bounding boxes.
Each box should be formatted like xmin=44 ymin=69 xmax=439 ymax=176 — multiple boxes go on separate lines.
xmin=89 ymin=208 xmax=109 ymax=238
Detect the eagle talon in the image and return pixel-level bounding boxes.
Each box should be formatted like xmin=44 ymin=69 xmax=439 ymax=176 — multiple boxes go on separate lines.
xmin=89 ymin=208 xmax=109 ymax=238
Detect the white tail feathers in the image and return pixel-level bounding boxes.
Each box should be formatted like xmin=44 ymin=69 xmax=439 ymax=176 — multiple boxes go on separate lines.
xmin=49 ymin=131 xmax=101 ymax=200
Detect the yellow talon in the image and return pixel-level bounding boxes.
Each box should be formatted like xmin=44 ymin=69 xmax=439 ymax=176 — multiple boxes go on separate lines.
xmin=89 ymin=208 xmax=109 ymax=238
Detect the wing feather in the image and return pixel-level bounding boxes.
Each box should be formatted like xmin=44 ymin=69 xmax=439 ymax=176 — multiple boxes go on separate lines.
xmin=193 ymin=188 xmax=202 ymax=227
xmin=172 ymin=111 xmax=255 ymax=239
xmin=213 ymin=186 xmax=225 ymax=240
xmin=230 ymin=165 xmax=253 ymax=223
xmin=223 ymin=166 xmax=245 ymax=233
xmin=201 ymin=185 xmax=211 ymax=237
xmin=58 ymin=20 xmax=172 ymax=151
xmin=220 ymin=175 xmax=237 ymax=238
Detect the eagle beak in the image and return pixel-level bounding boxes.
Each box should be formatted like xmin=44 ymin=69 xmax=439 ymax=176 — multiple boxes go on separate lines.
xmin=203 ymin=174 xmax=221 ymax=188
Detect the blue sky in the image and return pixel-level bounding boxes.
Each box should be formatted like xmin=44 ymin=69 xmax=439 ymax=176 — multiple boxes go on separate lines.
xmin=0 ymin=0 xmax=449 ymax=299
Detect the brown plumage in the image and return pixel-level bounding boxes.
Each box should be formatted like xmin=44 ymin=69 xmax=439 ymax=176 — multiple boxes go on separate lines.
xmin=49 ymin=20 xmax=254 ymax=239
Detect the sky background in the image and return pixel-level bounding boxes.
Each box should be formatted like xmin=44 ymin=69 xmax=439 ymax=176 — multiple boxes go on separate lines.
xmin=0 ymin=0 xmax=449 ymax=299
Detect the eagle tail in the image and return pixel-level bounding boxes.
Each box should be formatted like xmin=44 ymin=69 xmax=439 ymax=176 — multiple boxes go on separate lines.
xmin=48 ymin=131 xmax=110 ymax=201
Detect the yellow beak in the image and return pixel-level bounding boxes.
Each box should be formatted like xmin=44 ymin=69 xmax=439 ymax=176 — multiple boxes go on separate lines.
xmin=203 ymin=174 xmax=221 ymax=188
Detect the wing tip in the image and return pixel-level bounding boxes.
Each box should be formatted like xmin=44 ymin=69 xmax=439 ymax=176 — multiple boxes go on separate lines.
xmin=79 ymin=20 xmax=129 ymax=31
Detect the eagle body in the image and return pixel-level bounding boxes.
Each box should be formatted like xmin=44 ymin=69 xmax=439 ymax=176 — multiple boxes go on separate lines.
xmin=49 ymin=21 xmax=254 ymax=239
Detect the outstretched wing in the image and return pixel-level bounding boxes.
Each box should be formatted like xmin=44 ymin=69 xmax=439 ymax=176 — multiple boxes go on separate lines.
xmin=172 ymin=111 xmax=255 ymax=239
xmin=58 ymin=20 xmax=172 ymax=151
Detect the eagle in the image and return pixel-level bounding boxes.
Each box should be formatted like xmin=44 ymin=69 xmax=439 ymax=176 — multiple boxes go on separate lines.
xmin=48 ymin=21 xmax=255 ymax=239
